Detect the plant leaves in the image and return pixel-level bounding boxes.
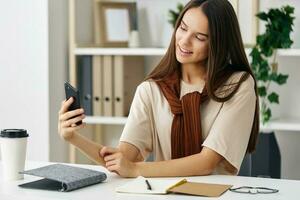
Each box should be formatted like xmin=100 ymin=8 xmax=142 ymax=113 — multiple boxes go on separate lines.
xmin=257 ymin=61 xmax=269 ymax=82
xmin=168 ymin=3 xmax=184 ymax=28
xmin=250 ymin=5 xmax=294 ymax=124
xmin=177 ymin=3 xmax=184 ymax=11
xmin=258 ymin=86 xmax=267 ymax=97
xmin=262 ymin=108 xmax=272 ymax=124
xmin=276 ymin=74 xmax=289 ymax=85
xmin=284 ymin=5 xmax=294 ymax=15
xmin=256 ymin=12 xmax=268 ymax=21
xmin=268 ymin=92 xmax=279 ymax=104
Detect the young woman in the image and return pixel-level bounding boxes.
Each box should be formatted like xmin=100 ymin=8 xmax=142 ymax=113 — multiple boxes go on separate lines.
xmin=58 ymin=0 xmax=259 ymax=177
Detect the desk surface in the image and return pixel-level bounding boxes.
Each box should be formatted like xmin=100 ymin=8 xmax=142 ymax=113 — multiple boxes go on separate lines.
xmin=1 ymin=161 xmax=299 ymax=200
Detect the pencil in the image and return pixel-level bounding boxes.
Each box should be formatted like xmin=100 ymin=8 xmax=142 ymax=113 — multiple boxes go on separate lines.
xmin=145 ymin=179 xmax=152 ymax=190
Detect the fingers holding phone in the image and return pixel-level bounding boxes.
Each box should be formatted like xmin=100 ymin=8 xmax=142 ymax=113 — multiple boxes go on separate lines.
xmin=60 ymin=100 xmax=85 ymax=126
xmin=64 ymin=82 xmax=83 ymax=125
xmin=60 ymin=97 xmax=74 ymax=114
xmin=58 ymin=98 xmax=86 ymax=141
xmin=58 ymin=83 xmax=86 ymax=141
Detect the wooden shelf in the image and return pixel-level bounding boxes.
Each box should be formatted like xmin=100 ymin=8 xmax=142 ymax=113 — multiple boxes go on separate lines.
xmin=74 ymin=47 xmax=166 ymax=56
xmin=84 ymin=116 xmax=300 ymax=131
xmin=260 ymin=117 xmax=300 ymax=132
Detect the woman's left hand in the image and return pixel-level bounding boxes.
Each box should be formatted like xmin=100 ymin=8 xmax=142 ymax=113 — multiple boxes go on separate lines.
xmin=100 ymin=146 xmax=140 ymax=178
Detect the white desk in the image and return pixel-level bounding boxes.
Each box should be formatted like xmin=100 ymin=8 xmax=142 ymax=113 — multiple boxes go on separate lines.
xmin=0 ymin=161 xmax=299 ymax=200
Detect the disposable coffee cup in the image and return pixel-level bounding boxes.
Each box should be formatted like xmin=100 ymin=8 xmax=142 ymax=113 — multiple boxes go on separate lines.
xmin=0 ymin=129 xmax=29 ymax=181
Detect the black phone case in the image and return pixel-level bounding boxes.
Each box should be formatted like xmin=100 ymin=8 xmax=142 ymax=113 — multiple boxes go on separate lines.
xmin=64 ymin=82 xmax=82 ymax=125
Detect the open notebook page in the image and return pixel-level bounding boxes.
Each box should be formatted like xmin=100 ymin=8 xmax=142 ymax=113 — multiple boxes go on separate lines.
xmin=116 ymin=176 xmax=186 ymax=194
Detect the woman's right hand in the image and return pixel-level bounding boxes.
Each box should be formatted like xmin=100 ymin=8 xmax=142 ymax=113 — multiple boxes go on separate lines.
xmin=58 ymin=97 xmax=86 ymax=141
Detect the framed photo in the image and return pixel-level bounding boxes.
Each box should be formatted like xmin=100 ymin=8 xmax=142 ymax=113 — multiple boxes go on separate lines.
xmin=228 ymin=0 xmax=259 ymax=47
xmin=94 ymin=1 xmax=137 ymax=47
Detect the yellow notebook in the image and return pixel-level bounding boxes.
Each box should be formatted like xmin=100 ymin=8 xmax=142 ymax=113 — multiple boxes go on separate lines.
xmin=116 ymin=176 xmax=232 ymax=197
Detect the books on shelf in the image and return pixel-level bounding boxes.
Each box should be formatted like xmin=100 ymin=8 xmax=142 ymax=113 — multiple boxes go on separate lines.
xmin=77 ymin=55 xmax=93 ymax=115
xmin=102 ymin=55 xmax=114 ymax=116
xmin=92 ymin=56 xmax=103 ymax=115
xmin=76 ymin=55 xmax=144 ymax=118
xmin=114 ymin=55 xmax=144 ymax=116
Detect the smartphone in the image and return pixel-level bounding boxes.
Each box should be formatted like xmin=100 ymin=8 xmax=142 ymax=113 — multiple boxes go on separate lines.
xmin=64 ymin=82 xmax=82 ymax=125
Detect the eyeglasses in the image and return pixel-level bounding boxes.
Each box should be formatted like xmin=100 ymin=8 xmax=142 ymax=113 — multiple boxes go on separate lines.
xmin=229 ymin=186 xmax=279 ymax=194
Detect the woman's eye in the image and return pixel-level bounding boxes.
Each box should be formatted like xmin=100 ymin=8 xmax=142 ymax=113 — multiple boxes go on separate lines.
xmin=180 ymin=25 xmax=187 ymax=31
xmin=196 ymin=36 xmax=206 ymax=41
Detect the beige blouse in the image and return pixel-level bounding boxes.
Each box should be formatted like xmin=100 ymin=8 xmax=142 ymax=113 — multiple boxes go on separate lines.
xmin=119 ymin=72 xmax=256 ymax=175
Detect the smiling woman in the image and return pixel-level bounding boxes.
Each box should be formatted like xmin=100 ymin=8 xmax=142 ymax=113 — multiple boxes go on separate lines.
xmin=58 ymin=0 xmax=259 ymax=178
xmin=175 ymin=8 xmax=209 ymax=71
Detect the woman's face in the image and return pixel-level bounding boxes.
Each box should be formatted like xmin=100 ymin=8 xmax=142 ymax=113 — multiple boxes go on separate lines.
xmin=175 ymin=7 xmax=209 ymax=65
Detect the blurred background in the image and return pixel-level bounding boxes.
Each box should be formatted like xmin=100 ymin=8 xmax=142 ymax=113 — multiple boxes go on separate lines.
xmin=0 ymin=0 xmax=299 ymax=180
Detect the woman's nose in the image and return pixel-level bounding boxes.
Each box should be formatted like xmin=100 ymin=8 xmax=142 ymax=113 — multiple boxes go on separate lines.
xmin=180 ymin=34 xmax=192 ymax=46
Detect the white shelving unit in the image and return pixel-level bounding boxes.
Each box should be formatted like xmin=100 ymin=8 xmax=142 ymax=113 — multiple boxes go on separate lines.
xmin=74 ymin=47 xmax=166 ymax=56
xmin=84 ymin=115 xmax=300 ymax=132
xmin=76 ymin=47 xmax=300 ymax=132
xmin=69 ymin=0 xmax=300 ymax=164
xmin=260 ymin=117 xmax=300 ymax=132
xmin=75 ymin=47 xmax=300 ymax=57
xmin=84 ymin=116 xmax=127 ymax=125
xmin=277 ymin=49 xmax=300 ymax=56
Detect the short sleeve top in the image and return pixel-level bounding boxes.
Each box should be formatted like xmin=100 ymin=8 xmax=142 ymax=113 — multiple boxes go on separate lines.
xmin=119 ymin=72 xmax=256 ymax=175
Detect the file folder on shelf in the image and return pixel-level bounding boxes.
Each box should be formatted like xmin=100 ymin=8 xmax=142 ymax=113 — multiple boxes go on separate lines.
xmin=113 ymin=56 xmax=144 ymax=117
xmin=102 ymin=55 xmax=114 ymax=116
xmin=92 ymin=56 xmax=103 ymax=116
xmin=77 ymin=56 xmax=93 ymax=115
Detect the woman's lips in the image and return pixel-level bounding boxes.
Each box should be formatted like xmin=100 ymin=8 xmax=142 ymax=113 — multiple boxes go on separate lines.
xmin=178 ymin=45 xmax=193 ymax=55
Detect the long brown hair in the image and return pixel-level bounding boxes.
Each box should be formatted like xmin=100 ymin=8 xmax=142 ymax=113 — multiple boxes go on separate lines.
xmin=145 ymin=0 xmax=259 ymax=153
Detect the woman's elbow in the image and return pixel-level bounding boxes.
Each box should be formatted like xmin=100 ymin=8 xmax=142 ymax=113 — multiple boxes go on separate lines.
xmin=199 ymin=165 xmax=215 ymax=175
xmin=192 ymin=161 xmax=216 ymax=176
xmin=192 ymin=154 xmax=220 ymax=175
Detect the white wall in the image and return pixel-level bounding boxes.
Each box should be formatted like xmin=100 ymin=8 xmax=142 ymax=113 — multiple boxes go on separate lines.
xmin=0 ymin=1 xmax=49 ymax=161
xmin=0 ymin=0 xmax=68 ymax=163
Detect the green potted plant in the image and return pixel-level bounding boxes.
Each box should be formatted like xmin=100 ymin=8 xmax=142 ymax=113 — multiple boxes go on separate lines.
xmin=247 ymin=5 xmax=295 ymax=179
xmin=168 ymin=3 xmax=184 ymax=28
xmin=250 ymin=5 xmax=295 ymax=124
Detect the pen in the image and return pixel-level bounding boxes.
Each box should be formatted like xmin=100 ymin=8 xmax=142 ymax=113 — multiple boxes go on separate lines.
xmin=145 ymin=179 xmax=152 ymax=190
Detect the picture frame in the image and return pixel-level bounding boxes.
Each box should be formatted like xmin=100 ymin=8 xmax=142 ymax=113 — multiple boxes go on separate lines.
xmin=94 ymin=1 xmax=137 ymax=47
xmin=228 ymin=0 xmax=259 ymax=47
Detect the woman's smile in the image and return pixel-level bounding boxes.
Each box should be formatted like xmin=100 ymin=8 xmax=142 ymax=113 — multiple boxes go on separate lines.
xmin=178 ymin=45 xmax=193 ymax=56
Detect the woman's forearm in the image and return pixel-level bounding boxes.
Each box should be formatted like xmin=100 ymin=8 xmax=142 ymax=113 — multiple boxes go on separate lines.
xmin=135 ymin=147 xmax=223 ymax=177
xmin=136 ymin=155 xmax=209 ymax=177
xmin=67 ymin=132 xmax=105 ymax=166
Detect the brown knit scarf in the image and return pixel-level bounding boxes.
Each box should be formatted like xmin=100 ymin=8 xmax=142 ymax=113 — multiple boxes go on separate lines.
xmin=156 ymin=72 xmax=208 ymax=159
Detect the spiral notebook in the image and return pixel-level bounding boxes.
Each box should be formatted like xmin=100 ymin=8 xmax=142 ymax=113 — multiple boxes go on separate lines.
xmin=18 ymin=164 xmax=107 ymax=192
